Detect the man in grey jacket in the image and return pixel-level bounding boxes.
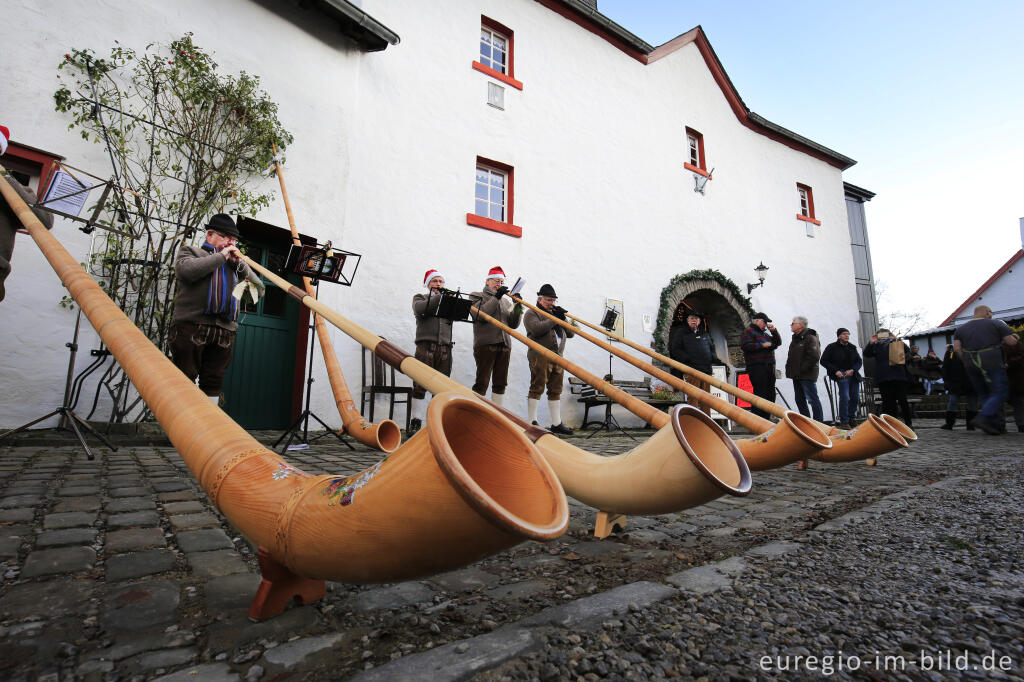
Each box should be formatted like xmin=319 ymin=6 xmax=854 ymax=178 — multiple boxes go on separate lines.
xmin=524 ymin=283 xmax=574 ymax=435
xmin=169 ymin=213 xmax=264 ymax=405
xmin=409 ymin=268 xmax=454 ymax=433
xmin=469 ymin=265 xmax=522 ymax=407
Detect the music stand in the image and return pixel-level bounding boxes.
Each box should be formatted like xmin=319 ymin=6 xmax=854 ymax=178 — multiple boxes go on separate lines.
xmin=0 ymin=309 xmax=118 ymax=459
xmin=274 ymin=241 xmax=362 ymax=453
xmin=435 ymin=290 xmax=474 ymax=322
xmin=583 ymin=304 xmax=635 ymax=440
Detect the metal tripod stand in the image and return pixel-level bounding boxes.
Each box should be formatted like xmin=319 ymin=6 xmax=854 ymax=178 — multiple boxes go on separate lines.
xmin=0 ymin=310 xmax=117 ymax=460
xmin=273 ymin=305 xmax=353 ymax=454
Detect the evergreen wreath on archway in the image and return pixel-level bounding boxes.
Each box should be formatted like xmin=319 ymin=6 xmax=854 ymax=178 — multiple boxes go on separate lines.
xmin=653 ymin=269 xmax=755 ymax=356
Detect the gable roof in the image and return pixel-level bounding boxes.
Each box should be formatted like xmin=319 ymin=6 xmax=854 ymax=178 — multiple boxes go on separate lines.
xmin=939 ymin=249 xmax=1024 ymax=326
xmin=538 ymin=0 xmax=855 ymax=170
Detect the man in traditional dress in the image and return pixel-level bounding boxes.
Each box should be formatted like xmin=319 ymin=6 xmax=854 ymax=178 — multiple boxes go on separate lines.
xmin=409 ymin=268 xmax=454 ymax=434
xmin=169 ymin=213 xmax=264 ymax=405
xmin=524 ymin=283 xmax=574 ymax=435
xmin=469 ymin=265 xmax=522 ymax=406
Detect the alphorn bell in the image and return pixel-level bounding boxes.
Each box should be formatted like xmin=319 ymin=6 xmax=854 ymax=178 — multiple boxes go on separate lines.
xmin=241 ymin=258 xmax=752 ymax=537
xmin=0 ymin=169 xmax=568 ymax=619
xmin=271 ymin=145 xmax=400 ymax=452
xmin=509 ymin=298 xmax=832 ymax=471
xmin=565 ymin=311 xmax=911 ymax=463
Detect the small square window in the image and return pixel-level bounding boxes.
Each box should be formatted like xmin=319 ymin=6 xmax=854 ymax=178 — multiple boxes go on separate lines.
xmin=487 ymin=82 xmax=505 ymax=110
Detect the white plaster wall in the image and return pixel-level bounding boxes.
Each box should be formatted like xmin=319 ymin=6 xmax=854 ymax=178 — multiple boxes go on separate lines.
xmin=2 ymin=0 xmax=861 ymax=429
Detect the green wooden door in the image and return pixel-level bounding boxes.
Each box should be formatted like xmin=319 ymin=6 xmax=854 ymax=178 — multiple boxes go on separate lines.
xmin=223 ymin=244 xmax=301 ymax=429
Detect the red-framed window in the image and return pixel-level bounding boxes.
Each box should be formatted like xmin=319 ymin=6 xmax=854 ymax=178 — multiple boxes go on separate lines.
xmin=796 ymin=183 xmax=821 ymax=226
xmin=467 ymin=157 xmax=522 ymax=238
xmin=473 ymin=16 xmax=523 ymax=90
xmin=684 ymin=127 xmax=709 ymax=177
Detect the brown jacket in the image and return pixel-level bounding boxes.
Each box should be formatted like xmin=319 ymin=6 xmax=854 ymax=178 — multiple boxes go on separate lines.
xmin=172 ymin=244 xmax=263 ymax=331
xmin=412 ymin=292 xmax=453 ymax=346
xmin=524 ymin=307 xmax=574 ymax=360
xmin=469 ymin=288 xmax=522 ymax=348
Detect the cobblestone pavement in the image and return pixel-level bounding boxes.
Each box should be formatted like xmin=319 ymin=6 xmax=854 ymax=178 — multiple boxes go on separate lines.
xmin=0 ymin=421 xmax=1021 ymax=681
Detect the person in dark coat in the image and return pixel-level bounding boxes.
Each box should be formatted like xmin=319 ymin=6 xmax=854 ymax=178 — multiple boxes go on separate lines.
xmin=863 ymin=328 xmax=912 ymax=427
xmin=740 ymin=312 xmax=781 ymax=419
xmin=669 ymin=309 xmax=716 ymax=414
xmin=820 ymin=327 xmax=862 ymax=429
xmin=940 ymin=344 xmax=978 ymax=430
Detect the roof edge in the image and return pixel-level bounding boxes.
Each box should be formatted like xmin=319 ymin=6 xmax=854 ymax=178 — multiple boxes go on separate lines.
xmin=539 ymin=3 xmax=856 ymax=170
xmin=315 ymin=0 xmax=400 ymax=51
xmin=940 ymin=249 xmax=1024 ymax=326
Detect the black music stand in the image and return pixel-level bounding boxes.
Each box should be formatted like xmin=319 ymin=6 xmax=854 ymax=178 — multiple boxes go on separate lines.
xmin=274 ymin=242 xmax=362 ymax=453
xmin=0 ymin=309 xmax=117 ymax=460
xmin=584 ymin=366 xmax=637 ymax=442
xmin=435 ymin=290 xmax=474 ymax=322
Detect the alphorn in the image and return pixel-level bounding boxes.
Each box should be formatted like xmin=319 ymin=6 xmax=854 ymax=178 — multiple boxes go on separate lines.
xmin=240 ymin=257 xmax=752 ymax=534
xmin=565 ymin=311 xmax=911 ymax=463
xmin=509 ymin=298 xmax=832 ymax=471
xmin=271 ymin=146 xmax=399 ymax=452
xmin=0 ymin=169 xmax=568 ymax=615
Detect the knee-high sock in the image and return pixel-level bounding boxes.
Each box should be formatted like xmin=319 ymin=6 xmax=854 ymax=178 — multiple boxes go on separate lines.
xmin=528 ymin=398 xmax=540 ymax=423
xmin=209 ymin=395 xmax=219 ymax=405
xmin=548 ymin=399 xmax=562 ymax=426
xmin=491 ymin=392 xmax=505 ymax=407
xmin=410 ymin=397 xmax=427 ymax=423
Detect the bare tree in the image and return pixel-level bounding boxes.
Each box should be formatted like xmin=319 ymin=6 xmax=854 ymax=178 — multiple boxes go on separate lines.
xmin=874 ymin=279 xmax=928 ymax=337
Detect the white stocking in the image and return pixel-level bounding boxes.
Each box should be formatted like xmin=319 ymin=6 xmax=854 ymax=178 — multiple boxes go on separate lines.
xmin=528 ymin=398 xmax=540 ymax=423
xmin=548 ymin=399 xmax=562 ymax=426
xmin=490 ymin=392 xmax=505 ymax=407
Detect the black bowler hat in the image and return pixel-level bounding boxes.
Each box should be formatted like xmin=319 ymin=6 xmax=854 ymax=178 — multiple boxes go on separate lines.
xmin=537 ymin=283 xmax=557 ymax=298
xmin=686 ymin=309 xmax=703 ymax=319
xmin=205 ymin=213 xmax=241 ymax=239
xmin=752 ymin=312 xmax=772 ymax=323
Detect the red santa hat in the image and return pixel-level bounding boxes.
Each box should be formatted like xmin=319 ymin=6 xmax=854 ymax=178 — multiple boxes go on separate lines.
xmin=485 ymin=265 xmax=505 ymax=281
xmin=0 ymin=126 xmax=9 ymax=156
xmin=423 ymin=269 xmax=445 ymax=287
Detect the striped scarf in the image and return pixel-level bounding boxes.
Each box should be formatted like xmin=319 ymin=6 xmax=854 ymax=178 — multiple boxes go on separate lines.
xmin=202 ymin=243 xmax=238 ymax=321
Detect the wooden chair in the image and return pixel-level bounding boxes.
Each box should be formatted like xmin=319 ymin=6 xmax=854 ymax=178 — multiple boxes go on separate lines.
xmin=361 ymin=345 xmax=412 ymax=431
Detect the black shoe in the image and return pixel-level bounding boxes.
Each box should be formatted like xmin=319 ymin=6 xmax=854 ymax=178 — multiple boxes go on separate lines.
xmin=408 ymin=418 xmax=422 ymax=435
xmin=550 ymin=423 xmax=574 ymax=436
xmin=531 ymin=420 xmax=539 ymax=426
xmin=969 ymin=415 xmax=1001 ymax=435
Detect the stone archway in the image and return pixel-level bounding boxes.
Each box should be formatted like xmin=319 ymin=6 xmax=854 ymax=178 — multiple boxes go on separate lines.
xmin=654 ymin=270 xmax=754 ymax=369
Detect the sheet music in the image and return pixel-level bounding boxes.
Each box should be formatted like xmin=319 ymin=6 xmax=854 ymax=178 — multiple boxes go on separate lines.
xmin=41 ymin=170 xmax=90 ymax=217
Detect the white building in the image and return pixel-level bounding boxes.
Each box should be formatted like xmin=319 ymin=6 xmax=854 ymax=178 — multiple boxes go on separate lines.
xmin=1 ymin=0 xmax=872 ymax=431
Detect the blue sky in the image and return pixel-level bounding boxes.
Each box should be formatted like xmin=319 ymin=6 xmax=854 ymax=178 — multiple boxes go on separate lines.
xmin=598 ymin=0 xmax=1024 ymax=328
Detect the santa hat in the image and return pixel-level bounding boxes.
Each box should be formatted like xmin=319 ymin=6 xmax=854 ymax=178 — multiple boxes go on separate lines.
xmin=0 ymin=126 xmax=9 ymax=156
xmin=423 ymin=269 xmax=445 ymax=287
xmin=485 ymin=265 xmax=505 ymax=281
